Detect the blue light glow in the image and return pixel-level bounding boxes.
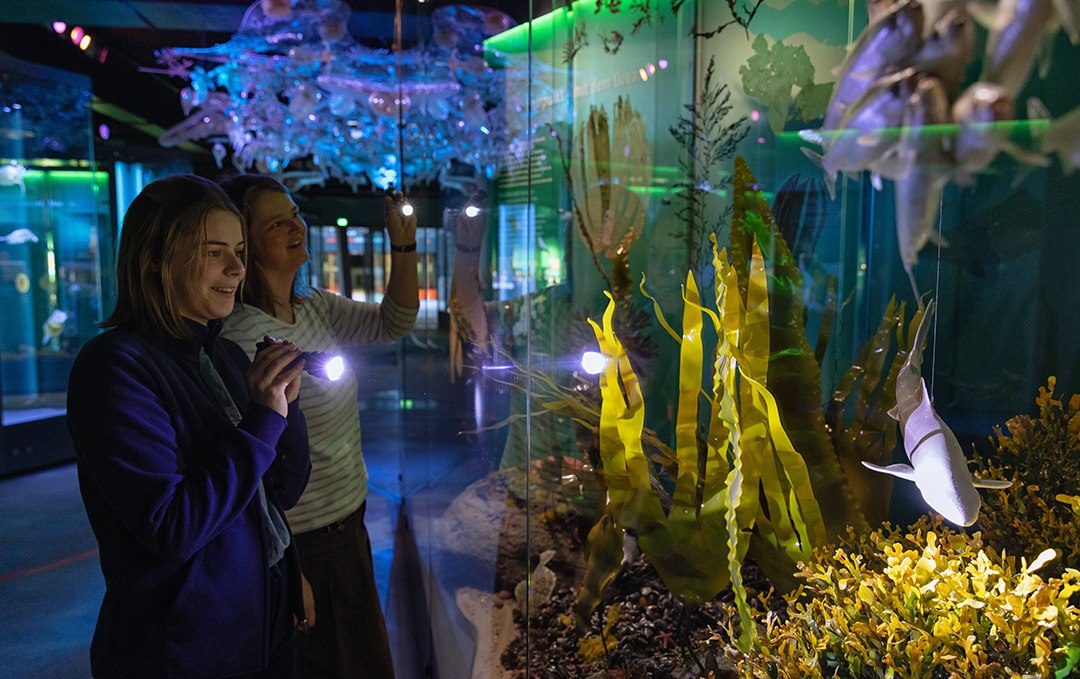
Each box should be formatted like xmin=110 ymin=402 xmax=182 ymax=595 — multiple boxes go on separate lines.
xmin=156 ymin=0 xmax=540 ymax=187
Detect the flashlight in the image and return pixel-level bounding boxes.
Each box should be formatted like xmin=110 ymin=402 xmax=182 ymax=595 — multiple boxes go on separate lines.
xmin=256 ymin=338 xmax=347 ymax=382
xmin=385 ymin=187 xmax=413 ymax=217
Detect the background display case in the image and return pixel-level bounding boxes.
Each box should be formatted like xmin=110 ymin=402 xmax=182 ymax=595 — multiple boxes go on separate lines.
xmin=0 ymin=52 xmax=113 ymax=476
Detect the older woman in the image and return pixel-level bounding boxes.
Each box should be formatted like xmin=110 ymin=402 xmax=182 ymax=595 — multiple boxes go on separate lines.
xmin=219 ymin=174 xmax=418 ymax=679
xmin=67 ymin=174 xmax=311 ymax=678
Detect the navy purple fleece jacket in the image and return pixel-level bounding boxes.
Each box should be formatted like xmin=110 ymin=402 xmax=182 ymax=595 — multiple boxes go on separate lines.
xmin=67 ymin=318 xmax=310 ymax=679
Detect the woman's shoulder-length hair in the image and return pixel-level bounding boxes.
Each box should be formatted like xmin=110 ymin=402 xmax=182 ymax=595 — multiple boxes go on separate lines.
xmin=100 ymin=174 xmax=244 ymax=339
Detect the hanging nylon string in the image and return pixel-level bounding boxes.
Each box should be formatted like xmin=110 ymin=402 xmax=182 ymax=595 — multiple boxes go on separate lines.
xmin=930 ymin=188 xmax=945 ymax=399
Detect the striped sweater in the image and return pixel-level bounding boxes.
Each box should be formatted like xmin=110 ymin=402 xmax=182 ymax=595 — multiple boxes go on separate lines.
xmin=222 ymin=288 xmax=417 ymax=534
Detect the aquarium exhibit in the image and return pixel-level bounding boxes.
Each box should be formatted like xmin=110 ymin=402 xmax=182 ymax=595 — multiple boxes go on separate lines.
xmin=4 ymin=0 xmax=1080 ymax=675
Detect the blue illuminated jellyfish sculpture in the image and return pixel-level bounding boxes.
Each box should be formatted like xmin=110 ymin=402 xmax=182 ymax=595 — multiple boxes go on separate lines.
xmin=153 ymin=0 xmax=534 ymax=189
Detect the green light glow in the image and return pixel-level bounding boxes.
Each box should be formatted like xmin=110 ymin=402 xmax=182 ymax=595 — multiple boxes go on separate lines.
xmin=47 ymin=171 xmax=106 ymax=180
xmin=0 ymin=158 xmax=96 ymax=169
xmin=336 ymin=217 xmax=349 ymax=227
xmin=486 ymin=0 xmax=619 ymax=54
xmin=18 ymin=169 xmax=106 ymax=181
xmin=486 ymin=3 xmax=572 ymax=54
xmin=776 ymin=119 xmax=1051 ymax=143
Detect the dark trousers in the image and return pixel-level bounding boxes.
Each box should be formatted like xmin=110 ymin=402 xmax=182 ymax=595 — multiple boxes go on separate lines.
xmin=293 ymin=502 xmax=395 ymax=679
xmin=232 ymin=558 xmax=298 ymax=679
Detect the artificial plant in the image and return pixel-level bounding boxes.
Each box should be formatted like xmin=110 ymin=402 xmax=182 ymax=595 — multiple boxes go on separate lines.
xmin=974 ymin=377 xmax=1080 ymax=575
xmin=722 ymin=517 xmax=1080 ymax=678
xmin=574 ymin=156 xmax=924 ymax=650
xmin=579 ymin=234 xmax=823 ymax=651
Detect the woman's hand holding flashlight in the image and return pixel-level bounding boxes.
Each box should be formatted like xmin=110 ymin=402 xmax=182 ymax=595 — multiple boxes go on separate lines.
xmin=248 ymin=336 xmax=305 ymax=417
xmin=384 ymin=187 xmax=417 ymax=252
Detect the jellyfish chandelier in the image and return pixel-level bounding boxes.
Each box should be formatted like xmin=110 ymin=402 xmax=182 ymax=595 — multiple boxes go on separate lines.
xmin=153 ymin=0 xmax=529 ymax=189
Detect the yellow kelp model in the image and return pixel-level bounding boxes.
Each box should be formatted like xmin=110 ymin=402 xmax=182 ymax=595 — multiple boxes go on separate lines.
xmin=583 ymin=237 xmax=824 ymax=649
xmin=573 ymin=157 xmax=932 ymax=649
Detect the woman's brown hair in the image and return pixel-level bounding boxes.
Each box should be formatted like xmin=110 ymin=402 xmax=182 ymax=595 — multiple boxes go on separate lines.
xmin=217 ymin=174 xmax=308 ymax=314
xmin=100 ymin=174 xmax=244 ymax=338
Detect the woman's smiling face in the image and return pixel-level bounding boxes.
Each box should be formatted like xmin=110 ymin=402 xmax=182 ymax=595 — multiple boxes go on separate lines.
xmin=248 ymin=188 xmax=309 ymax=276
xmin=177 ymin=209 xmax=245 ymax=325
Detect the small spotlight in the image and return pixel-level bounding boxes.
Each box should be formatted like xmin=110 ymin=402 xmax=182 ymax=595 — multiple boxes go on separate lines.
xmin=464 ymin=205 xmax=480 ymax=218
xmin=581 ymin=351 xmax=606 ymax=375
xmin=256 ymin=338 xmax=347 ymax=382
xmin=52 ymin=21 xmax=67 ymax=34
xmin=638 ymin=68 xmax=648 ymax=82
xmin=401 ymin=203 xmax=414 ymax=217
xmin=79 ymin=34 xmax=92 ymax=50
xmin=98 ymin=123 xmax=110 ymax=140
xmin=69 ymin=26 xmax=84 ymax=43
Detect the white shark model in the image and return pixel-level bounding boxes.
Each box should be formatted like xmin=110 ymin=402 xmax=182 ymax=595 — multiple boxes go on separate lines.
xmin=863 ymin=300 xmax=1010 ymax=526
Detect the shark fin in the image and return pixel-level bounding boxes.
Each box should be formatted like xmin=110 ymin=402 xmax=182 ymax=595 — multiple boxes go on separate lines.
xmin=1037 ymin=30 xmax=1056 ymax=80
xmin=928 ymin=230 xmax=949 ymax=248
xmin=967 ymin=0 xmax=1000 ymax=30
xmin=1000 ymin=139 xmax=1051 ymax=167
xmin=862 ymin=460 xmax=917 ymax=481
xmin=971 ymin=477 xmax=1012 ymax=489
xmin=1027 ymin=97 xmax=1051 ymax=131
xmin=1053 ymin=0 xmax=1080 ymax=44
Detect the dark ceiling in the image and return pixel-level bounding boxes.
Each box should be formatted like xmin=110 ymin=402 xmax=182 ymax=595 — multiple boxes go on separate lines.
xmin=0 ymin=0 xmax=540 ymax=167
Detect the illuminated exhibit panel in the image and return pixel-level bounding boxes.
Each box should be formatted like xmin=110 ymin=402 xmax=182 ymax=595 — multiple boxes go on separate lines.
xmin=0 ymin=52 xmax=113 ymax=475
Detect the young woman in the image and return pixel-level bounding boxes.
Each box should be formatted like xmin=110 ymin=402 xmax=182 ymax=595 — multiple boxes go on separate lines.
xmin=218 ymin=175 xmax=419 ymax=679
xmin=67 ymin=174 xmax=311 ymax=678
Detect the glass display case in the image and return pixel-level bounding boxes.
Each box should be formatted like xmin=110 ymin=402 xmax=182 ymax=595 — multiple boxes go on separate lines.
xmin=104 ymin=0 xmax=1080 ymax=675
xmin=391 ymin=1 xmax=1080 ymax=677
xmin=0 ymin=52 xmax=112 ymax=475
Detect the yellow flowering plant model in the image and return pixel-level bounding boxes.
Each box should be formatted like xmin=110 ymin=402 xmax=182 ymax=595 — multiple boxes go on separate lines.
xmin=974 ymin=377 xmax=1080 ymax=575
xmin=723 ymin=517 xmax=1080 ymax=678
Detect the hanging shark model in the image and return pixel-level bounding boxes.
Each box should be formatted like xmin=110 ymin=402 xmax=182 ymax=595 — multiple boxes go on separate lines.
xmin=862 ymin=300 xmax=1011 ymax=526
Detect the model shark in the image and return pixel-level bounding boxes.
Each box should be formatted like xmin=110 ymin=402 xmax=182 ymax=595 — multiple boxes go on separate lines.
xmin=863 ymin=300 xmax=1011 ymax=525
